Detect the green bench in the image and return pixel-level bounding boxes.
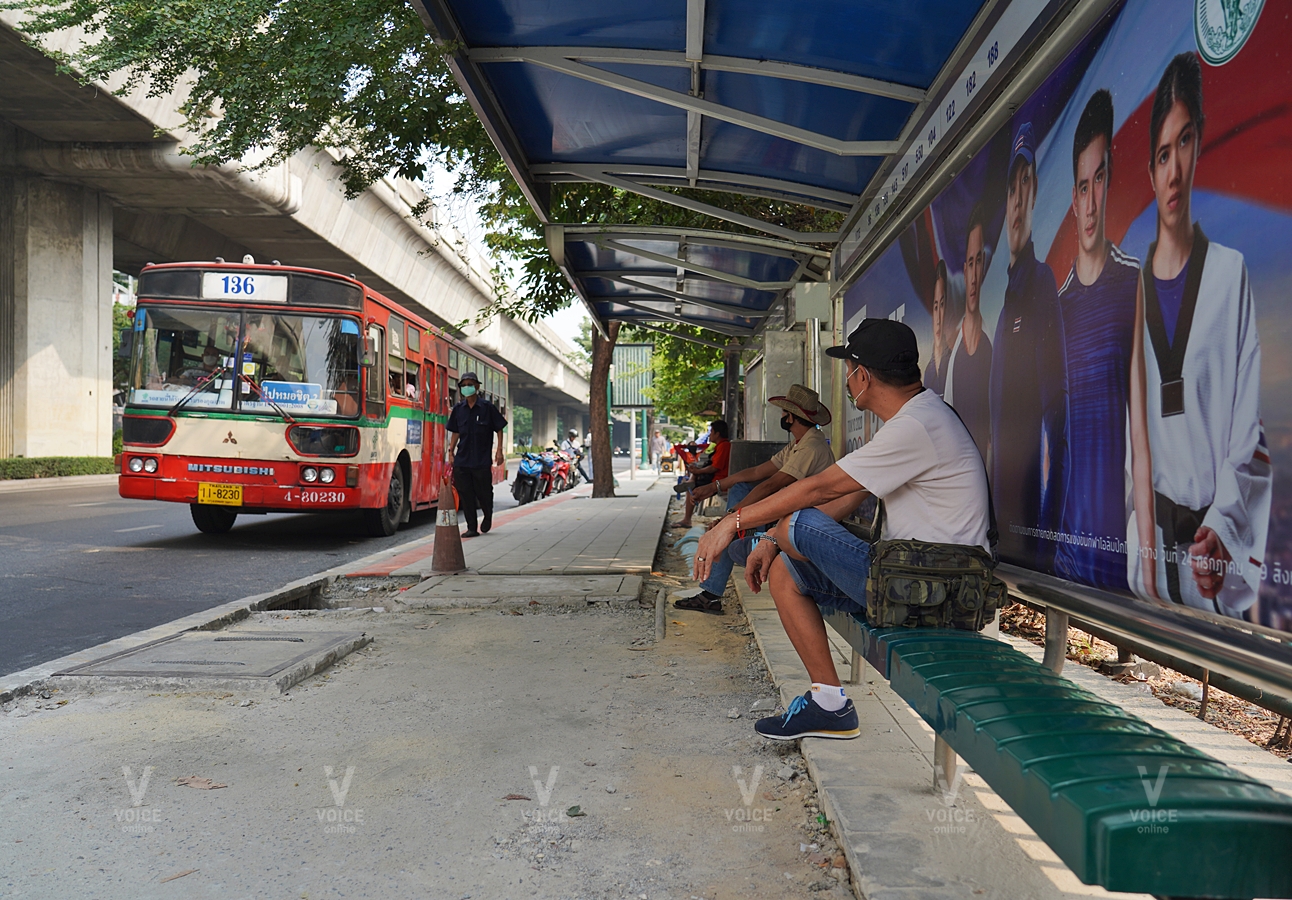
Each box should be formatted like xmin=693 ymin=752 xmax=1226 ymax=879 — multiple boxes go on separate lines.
xmin=824 ymin=609 xmax=1292 ymax=900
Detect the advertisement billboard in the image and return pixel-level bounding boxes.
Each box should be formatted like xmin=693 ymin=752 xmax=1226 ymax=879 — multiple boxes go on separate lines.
xmin=842 ymin=0 xmax=1290 ymax=630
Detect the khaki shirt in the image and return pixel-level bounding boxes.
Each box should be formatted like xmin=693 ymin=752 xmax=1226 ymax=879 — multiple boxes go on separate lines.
xmin=770 ymin=427 xmax=835 ymax=481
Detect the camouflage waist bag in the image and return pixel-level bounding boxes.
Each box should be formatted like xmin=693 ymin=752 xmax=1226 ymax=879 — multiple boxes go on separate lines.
xmin=864 ymin=538 xmax=1007 ymax=631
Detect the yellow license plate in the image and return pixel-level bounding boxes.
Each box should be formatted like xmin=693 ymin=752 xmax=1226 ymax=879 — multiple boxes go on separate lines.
xmin=197 ymin=482 xmax=243 ymax=506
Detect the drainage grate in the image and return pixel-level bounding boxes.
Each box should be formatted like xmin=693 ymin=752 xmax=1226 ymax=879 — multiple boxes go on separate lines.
xmin=213 ymin=636 xmax=306 ymax=643
xmin=54 ymin=630 xmax=369 ymax=691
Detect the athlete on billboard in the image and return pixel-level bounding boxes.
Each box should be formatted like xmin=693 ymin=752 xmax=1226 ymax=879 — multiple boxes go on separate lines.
xmin=943 ymin=203 xmax=992 ymax=462
xmin=988 ymin=121 xmax=1068 ymax=565
xmin=923 ymin=259 xmax=951 ymax=398
xmin=1128 ymin=52 xmax=1272 ymax=619
xmin=1055 ymin=89 xmax=1155 ymax=593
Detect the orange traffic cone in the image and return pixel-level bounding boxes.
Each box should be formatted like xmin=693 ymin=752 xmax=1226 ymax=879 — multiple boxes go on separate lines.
xmin=432 ymin=475 xmax=467 ymax=574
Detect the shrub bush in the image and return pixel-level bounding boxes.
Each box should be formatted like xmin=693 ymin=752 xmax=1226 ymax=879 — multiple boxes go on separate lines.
xmin=0 ymin=457 xmax=116 ymax=480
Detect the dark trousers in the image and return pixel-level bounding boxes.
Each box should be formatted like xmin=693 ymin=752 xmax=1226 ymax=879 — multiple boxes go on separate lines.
xmin=453 ymin=465 xmax=493 ymax=532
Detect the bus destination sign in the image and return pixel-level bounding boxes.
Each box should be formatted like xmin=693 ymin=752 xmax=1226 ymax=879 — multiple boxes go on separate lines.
xmin=201 ymin=272 xmax=289 ymax=302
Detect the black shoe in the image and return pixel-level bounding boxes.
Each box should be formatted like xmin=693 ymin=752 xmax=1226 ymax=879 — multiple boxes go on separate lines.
xmin=481 ymin=519 xmax=492 ymax=534
xmin=754 ymin=693 xmax=860 ymax=741
xmin=462 ymin=530 xmax=480 ymax=539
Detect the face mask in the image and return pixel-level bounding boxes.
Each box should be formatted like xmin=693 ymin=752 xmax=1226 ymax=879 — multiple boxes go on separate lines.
xmin=779 ymin=414 xmax=794 ymax=432
xmin=846 ymin=367 xmax=866 ymax=409
xmin=461 ymin=385 xmax=477 ymax=397
xmin=203 ymin=354 xmax=218 ymax=367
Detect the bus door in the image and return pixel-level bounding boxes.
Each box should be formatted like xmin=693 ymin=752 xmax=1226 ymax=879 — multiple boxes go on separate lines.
xmin=420 ymin=362 xmax=447 ymax=500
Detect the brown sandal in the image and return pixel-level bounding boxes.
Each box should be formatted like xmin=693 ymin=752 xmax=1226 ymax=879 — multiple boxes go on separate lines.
xmin=674 ymin=594 xmax=723 ymax=614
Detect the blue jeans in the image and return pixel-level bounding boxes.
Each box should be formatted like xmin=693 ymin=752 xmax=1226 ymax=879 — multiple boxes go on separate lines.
xmin=780 ymin=508 xmax=871 ymax=617
xmin=698 ymin=482 xmax=755 ymax=595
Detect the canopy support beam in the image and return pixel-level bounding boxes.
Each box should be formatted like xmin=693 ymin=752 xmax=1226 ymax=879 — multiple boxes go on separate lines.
xmin=601 ymin=275 xmax=777 ymax=317
xmin=470 ymin=49 xmax=902 ymax=157
xmin=595 ymin=237 xmax=799 ymax=290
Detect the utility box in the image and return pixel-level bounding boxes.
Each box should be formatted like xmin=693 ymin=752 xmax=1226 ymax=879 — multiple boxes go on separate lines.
xmin=790 ymin=282 xmax=831 ymax=324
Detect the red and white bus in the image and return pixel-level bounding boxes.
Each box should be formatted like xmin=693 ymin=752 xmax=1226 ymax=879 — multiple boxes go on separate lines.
xmin=118 ymin=260 xmax=509 ymax=535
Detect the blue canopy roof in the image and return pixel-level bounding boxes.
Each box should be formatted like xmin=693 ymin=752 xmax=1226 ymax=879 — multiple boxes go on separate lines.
xmin=414 ymin=0 xmax=1051 ymax=335
xmin=547 ymin=225 xmax=829 ymax=339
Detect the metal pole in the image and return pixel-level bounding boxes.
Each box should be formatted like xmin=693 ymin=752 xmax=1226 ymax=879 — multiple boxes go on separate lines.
xmin=805 ymin=316 xmax=821 ymax=394
xmin=655 ymin=588 xmax=666 ymax=643
xmin=723 ymin=341 xmax=741 ymax=436
xmin=629 ymin=409 xmax=637 ymax=481
xmin=1043 ymin=608 xmax=1069 ymax=674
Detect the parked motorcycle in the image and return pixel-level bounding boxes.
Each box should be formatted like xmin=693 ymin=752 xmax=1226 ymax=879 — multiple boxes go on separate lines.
xmin=546 ymin=448 xmax=572 ymax=496
xmin=512 ymin=451 xmax=547 ymax=505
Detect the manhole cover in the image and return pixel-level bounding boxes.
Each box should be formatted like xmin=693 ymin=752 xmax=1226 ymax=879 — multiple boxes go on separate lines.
xmin=54 ymin=631 xmax=370 ymax=692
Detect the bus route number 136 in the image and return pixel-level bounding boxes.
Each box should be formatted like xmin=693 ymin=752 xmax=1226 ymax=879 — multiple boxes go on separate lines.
xmin=201 ymin=272 xmax=289 ymax=302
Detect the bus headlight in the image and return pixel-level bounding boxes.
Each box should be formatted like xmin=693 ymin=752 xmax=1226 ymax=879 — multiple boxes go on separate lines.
xmin=142 ymin=458 xmax=158 ymax=474
xmin=301 ymin=466 xmax=319 ymax=483
xmin=319 ymin=467 xmax=335 ymax=484
xmin=128 ymin=457 xmax=144 ymax=473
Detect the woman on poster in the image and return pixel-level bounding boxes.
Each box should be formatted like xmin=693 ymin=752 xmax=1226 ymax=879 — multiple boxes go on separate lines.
xmin=1128 ymin=52 xmax=1272 ymax=619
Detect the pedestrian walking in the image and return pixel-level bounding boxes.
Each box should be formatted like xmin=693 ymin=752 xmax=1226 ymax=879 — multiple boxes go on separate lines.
xmin=446 ymin=372 xmax=507 ymax=537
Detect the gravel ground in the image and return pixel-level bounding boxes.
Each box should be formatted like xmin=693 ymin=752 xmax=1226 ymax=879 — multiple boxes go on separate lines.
xmin=0 ymin=494 xmax=859 ymax=899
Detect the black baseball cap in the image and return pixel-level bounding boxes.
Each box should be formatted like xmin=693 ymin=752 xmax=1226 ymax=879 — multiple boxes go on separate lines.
xmin=459 ymin=371 xmax=480 ymax=384
xmin=825 ymin=318 xmax=919 ymax=369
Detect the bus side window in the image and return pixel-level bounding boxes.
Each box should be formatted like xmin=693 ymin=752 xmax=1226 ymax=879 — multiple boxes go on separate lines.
xmin=437 ymin=366 xmax=448 ymax=414
xmin=388 ymin=317 xmax=405 ymax=398
xmin=366 ymin=324 xmax=385 ymax=418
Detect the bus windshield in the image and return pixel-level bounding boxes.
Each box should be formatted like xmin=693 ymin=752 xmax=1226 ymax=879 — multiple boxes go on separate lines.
xmin=129 ymin=307 xmax=361 ymax=417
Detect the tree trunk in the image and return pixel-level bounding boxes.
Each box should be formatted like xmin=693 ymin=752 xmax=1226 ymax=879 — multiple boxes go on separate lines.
xmin=589 ymin=320 xmax=620 ymax=498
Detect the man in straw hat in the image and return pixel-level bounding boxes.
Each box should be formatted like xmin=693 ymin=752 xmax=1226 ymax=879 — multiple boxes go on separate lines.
xmin=676 ymin=385 xmax=835 ymax=614
xmin=694 ymin=319 xmax=991 ymax=739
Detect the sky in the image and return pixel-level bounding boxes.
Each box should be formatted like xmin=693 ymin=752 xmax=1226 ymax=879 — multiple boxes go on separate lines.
xmin=425 ymin=164 xmax=587 ymax=353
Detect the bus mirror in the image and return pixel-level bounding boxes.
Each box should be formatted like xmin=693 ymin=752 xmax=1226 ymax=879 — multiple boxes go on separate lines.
xmin=117 ymin=329 xmax=133 ymax=359
xmin=360 ymin=337 xmax=375 ymax=368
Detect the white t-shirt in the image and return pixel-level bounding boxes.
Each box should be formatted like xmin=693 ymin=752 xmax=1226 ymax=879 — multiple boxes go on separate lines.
xmin=835 ymin=390 xmax=990 ymax=551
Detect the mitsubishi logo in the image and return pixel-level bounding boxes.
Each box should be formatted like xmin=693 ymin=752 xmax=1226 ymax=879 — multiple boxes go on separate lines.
xmin=223 ymin=431 xmax=238 ymax=444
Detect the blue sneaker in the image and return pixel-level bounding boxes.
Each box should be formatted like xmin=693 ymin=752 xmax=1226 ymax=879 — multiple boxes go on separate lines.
xmin=754 ymin=693 xmax=860 ymax=741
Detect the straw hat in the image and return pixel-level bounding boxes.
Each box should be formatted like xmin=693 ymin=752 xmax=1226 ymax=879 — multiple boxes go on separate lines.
xmin=768 ymin=384 xmax=831 ymax=426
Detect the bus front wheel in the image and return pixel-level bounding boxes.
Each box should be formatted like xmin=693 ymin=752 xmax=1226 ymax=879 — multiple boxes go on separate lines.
xmin=191 ymin=503 xmax=238 ymax=534
xmin=363 ymin=465 xmax=407 ymax=537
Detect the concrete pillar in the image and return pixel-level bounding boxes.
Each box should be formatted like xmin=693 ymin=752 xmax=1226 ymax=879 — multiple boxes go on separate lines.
xmin=0 ymin=174 xmax=113 ymax=458
xmin=531 ymin=400 xmax=558 ymax=450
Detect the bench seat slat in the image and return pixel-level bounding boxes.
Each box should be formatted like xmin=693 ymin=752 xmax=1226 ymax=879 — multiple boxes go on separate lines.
xmin=824 ymin=611 xmax=1292 ymax=898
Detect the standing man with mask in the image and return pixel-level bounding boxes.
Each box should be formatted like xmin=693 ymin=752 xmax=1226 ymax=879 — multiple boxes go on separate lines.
xmin=446 ymin=372 xmax=507 ymax=538
xmin=680 ymin=385 xmax=835 ymax=614
xmin=989 ymin=121 xmax=1068 ymax=567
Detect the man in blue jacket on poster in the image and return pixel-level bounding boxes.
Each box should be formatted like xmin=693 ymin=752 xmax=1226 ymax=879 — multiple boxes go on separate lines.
xmin=989 ymin=121 xmax=1068 ymax=566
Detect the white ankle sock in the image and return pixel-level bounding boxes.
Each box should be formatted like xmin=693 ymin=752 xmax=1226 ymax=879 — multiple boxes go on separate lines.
xmin=810 ymin=683 xmax=847 ymax=711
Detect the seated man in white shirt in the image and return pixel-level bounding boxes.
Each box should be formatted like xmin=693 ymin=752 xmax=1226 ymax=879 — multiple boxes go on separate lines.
xmin=694 ymin=319 xmax=991 ymax=740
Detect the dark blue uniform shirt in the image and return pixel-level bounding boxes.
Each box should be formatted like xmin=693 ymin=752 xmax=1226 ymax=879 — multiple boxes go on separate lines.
xmin=447 ymin=398 xmax=507 ymax=469
xmin=989 ymin=239 xmax=1068 ymax=568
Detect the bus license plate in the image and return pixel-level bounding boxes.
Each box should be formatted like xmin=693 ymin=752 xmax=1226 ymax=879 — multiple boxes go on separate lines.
xmin=198 ymin=483 xmax=243 ymax=506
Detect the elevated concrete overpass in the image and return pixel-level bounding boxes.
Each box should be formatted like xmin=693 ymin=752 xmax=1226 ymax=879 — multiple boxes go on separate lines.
xmin=0 ymin=13 xmax=588 ymax=458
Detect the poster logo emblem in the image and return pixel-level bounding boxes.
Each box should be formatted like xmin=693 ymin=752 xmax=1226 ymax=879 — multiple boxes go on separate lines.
xmin=1195 ymin=0 xmax=1263 ymax=65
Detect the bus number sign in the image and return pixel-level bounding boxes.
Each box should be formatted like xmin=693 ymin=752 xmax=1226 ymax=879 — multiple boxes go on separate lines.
xmin=201 ymin=272 xmax=289 ymax=302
